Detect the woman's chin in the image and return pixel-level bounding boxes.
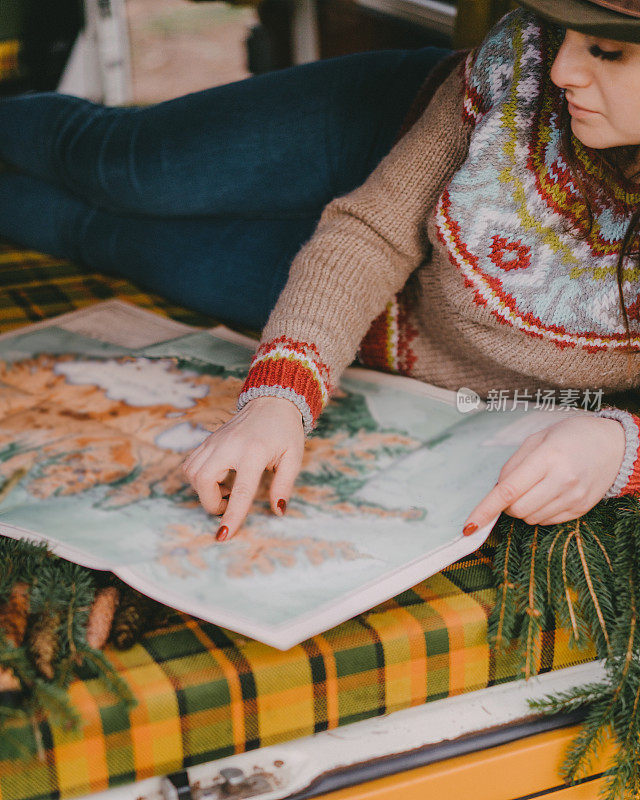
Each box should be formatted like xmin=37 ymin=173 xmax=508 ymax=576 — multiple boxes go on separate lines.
xmin=571 ymin=119 xmax=620 ymax=151
xmin=571 ymin=127 xmax=605 ymax=150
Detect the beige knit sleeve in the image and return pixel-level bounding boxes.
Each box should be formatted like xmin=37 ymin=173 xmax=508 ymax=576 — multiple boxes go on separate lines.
xmin=238 ymin=58 xmax=473 ymax=433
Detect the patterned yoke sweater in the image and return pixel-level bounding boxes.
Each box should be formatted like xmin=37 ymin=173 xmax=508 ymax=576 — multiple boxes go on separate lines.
xmin=238 ymin=8 xmax=640 ymax=498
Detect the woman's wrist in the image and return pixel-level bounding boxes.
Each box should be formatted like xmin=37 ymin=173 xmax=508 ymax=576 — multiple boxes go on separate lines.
xmin=237 ymin=385 xmax=312 ymax=433
xmin=240 ymin=394 xmax=305 ymax=426
xmin=594 ymin=407 xmax=640 ymax=497
xmin=237 ymin=339 xmax=331 ymax=436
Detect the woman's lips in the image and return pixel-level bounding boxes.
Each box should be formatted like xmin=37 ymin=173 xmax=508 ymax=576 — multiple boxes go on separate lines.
xmin=567 ymin=100 xmax=599 ymax=118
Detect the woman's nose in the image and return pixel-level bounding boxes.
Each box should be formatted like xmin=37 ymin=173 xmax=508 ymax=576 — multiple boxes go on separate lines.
xmin=550 ymin=31 xmax=592 ymax=90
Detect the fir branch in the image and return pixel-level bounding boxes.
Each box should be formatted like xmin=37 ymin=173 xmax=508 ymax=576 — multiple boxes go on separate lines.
xmin=0 ymin=538 xmax=47 ymax=599
xmin=606 ymin=673 xmax=640 ymax=800
xmin=498 ymin=498 xmax=640 ymax=799
xmin=522 ymin=524 xmax=543 ymax=680
xmin=589 ymin=529 xmax=613 ymax=574
xmin=574 ymin=525 xmax=611 ymax=654
xmin=528 ymin=681 xmax=610 ymax=715
xmin=489 ymin=517 xmax=520 ymax=649
xmin=559 ymin=696 xmax=615 ymax=783
xmin=546 ymin=526 xmax=566 ymax=602
xmin=561 ymin=529 xmax=580 ymax=642
xmin=0 ymin=541 xmax=135 ymax=760
xmin=488 ymin=515 xmax=529 ymax=651
xmin=27 ymin=678 xmax=81 ymax=729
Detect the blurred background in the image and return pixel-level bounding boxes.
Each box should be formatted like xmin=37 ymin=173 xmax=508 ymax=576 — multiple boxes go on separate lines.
xmin=0 ymin=0 xmax=512 ymax=105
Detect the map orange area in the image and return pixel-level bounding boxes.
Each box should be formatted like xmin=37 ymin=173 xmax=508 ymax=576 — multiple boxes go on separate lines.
xmin=0 ymin=354 xmax=423 ymax=578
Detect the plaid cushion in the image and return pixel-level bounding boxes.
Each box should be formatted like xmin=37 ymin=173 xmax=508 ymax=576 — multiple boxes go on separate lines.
xmin=0 ymin=245 xmax=216 ymax=331
xmin=0 ymin=243 xmax=596 ymax=800
xmin=0 ymin=40 xmax=20 ymax=84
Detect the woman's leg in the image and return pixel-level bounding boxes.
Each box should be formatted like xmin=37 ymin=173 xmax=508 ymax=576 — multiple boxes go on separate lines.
xmin=0 ymin=47 xmax=450 ymax=218
xmin=0 ymin=171 xmax=316 ymax=329
xmin=0 ymin=48 xmax=452 ymax=328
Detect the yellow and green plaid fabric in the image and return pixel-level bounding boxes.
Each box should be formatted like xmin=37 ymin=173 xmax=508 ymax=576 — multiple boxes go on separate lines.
xmin=0 ymin=243 xmax=597 ymax=800
xmin=0 ymin=40 xmax=21 ymax=84
xmin=0 ymin=245 xmax=217 ymax=331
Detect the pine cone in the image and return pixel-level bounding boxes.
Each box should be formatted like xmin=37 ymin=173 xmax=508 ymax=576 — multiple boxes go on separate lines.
xmin=0 ymin=582 xmax=30 ymax=692
xmin=28 ymin=609 xmax=62 ymax=680
xmin=0 ymin=582 xmax=30 ymax=647
xmin=0 ymin=669 xmax=20 ymax=691
xmin=86 ymin=588 xmax=120 ymax=650
xmin=111 ymin=590 xmax=153 ymax=650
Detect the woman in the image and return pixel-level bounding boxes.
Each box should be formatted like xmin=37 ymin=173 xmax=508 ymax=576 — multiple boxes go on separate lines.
xmin=2 ymin=0 xmax=640 ymax=541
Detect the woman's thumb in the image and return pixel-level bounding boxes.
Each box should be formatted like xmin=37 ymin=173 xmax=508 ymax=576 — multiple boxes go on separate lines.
xmin=270 ymin=448 xmax=303 ymax=516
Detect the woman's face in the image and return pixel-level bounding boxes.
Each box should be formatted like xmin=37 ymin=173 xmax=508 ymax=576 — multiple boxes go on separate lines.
xmin=550 ymin=29 xmax=640 ymax=150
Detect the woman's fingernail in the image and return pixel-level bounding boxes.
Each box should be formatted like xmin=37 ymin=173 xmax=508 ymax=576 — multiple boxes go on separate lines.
xmin=277 ymin=498 xmax=287 ymax=515
xmin=463 ymin=523 xmax=478 ymax=536
xmin=216 ymin=525 xmax=229 ymax=542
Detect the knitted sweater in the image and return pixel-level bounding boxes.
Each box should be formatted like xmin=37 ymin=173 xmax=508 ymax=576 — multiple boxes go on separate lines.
xmin=238 ymin=8 xmax=640 ymax=498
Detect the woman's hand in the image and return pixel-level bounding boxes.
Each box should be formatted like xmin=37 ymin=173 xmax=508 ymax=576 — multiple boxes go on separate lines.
xmin=182 ymin=396 xmax=305 ymax=540
xmin=462 ymin=415 xmax=626 ymax=534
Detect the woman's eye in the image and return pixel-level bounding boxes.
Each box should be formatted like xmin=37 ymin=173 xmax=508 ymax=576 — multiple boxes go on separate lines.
xmin=589 ymin=43 xmax=623 ymax=61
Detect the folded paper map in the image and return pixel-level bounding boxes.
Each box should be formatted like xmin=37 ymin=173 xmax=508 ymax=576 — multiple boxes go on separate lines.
xmin=0 ymin=302 xmax=573 ymax=648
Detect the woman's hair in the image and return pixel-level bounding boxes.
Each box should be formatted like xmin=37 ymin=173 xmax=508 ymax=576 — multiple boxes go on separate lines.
xmin=560 ymin=100 xmax=640 ymax=367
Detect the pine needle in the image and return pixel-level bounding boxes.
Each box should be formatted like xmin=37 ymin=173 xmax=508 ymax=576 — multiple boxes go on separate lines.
xmin=574 ymin=525 xmax=610 ymax=654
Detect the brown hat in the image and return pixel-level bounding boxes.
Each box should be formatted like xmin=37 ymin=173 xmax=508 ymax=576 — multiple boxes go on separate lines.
xmin=518 ymin=0 xmax=640 ymax=42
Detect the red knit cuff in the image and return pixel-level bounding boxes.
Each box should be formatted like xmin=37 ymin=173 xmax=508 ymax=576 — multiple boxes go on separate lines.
xmin=596 ymin=409 xmax=640 ymax=497
xmin=237 ymin=337 xmax=331 ymax=434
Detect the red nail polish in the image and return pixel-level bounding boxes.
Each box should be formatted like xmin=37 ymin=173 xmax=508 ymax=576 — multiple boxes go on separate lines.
xmin=463 ymin=523 xmax=478 ymax=536
xmin=216 ymin=525 xmax=229 ymax=542
xmin=277 ymin=498 xmax=287 ymax=515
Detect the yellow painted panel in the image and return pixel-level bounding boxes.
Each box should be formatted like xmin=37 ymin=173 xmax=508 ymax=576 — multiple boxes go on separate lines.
xmin=542 ymin=780 xmax=608 ymax=799
xmin=314 ymin=726 xmax=616 ymax=800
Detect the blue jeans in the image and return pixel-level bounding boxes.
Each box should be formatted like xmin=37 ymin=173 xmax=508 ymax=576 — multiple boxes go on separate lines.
xmin=0 ymin=48 xmax=449 ymax=329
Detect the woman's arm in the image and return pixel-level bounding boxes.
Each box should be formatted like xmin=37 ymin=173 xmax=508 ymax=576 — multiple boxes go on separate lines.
xmin=238 ymin=56 xmax=474 ymax=433
xmin=183 ymin=56 xmax=477 ymax=537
